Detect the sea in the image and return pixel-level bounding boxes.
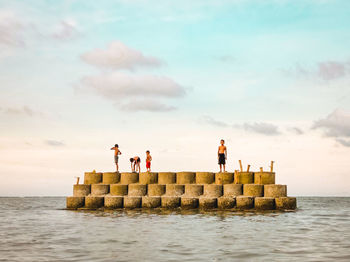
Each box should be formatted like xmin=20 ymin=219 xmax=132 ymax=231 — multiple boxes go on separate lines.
xmin=0 ymin=197 xmax=349 ymax=262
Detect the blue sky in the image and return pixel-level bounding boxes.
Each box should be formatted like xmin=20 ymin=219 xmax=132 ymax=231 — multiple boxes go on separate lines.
xmin=0 ymin=0 xmax=350 ymax=196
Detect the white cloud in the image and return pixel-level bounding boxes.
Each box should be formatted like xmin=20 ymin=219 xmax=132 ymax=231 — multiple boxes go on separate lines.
xmin=200 ymin=115 xmax=229 ymax=127
xmin=45 ymin=140 xmax=65 ymax=147
xmin=0 ymin=106 xmax=42 ymax=117
xmin=288 ymin=127 xmax=304 ymax=135
xmin=0 ymin=10 xmax=25 ymax=47
xmin=119 ymin=99 xmax=176 ymax=112
xmin=81 ymin=41 xmax=163 ymax=70
xmin=241 ymin=122 xmax=281 ymax=136
xmin=52 ymin=19 xmax=80 ymax=40
xmin=313 ymin=109 xmax=350 ymax=138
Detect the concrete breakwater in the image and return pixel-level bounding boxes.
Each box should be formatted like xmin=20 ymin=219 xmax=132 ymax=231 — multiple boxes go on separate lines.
xmin=66 ymin=171 xmax=297 ymax=211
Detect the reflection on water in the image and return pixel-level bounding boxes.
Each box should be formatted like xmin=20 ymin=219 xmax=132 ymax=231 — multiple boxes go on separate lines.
xmin=0 ymin=197 xmax=350 ymax=262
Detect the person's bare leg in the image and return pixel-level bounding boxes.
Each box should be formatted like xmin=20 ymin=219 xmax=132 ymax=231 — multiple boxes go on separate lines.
xmin=223 ymin=164 xmax=226 ymax=172
xmin=116 ymin=163 xmax=119 ymax=172
xmin=220 ymin=164 xmax=222 ymax=173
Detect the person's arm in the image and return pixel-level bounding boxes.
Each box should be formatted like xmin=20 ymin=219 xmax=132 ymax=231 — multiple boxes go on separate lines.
xmin=150 ymin=156 xmax=152 ymax=161
xmin=118 ymin=150 xmax=122 ymax=155
xmin=218 ymin=147 xmax=220 ymax=156
xmin=225 ymin=147 xmax=227 ymax=159
xmin=110 ymin=147 xmax=115 ymax=150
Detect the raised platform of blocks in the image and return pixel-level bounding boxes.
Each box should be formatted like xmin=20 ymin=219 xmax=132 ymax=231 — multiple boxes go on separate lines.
xmin=67 ymin=169 xmax=296 ymax=211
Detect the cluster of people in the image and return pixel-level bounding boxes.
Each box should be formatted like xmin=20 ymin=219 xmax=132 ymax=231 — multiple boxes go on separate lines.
xmin=110 ymin=144 xmax=152 ymax=173
xmin=110 ymin=139 xmax=228 ymax=173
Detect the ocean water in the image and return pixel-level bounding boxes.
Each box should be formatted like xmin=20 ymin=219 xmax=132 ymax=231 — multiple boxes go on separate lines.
xmin=0 ymin=197 xmax=349 ymax=262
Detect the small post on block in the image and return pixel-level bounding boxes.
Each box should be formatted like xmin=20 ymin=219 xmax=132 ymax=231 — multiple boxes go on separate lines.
xmin=260 ymin=167 xmax=263 ymax=172
xmin=239 ymin=160 xmax=243 ymax=172
xmin=247 ymin=165 xmax=251 ymax=172
xmin=270 ymin=161 xmax=274 ymax=172
xmin=75 ymin=176 xmax=80 ymax=185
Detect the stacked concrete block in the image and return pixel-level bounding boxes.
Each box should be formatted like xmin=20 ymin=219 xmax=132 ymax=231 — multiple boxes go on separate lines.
xmin=66 ymin=170 xmax=297 ymax=211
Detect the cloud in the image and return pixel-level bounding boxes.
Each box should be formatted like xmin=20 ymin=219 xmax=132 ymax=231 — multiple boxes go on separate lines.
xmin=0 ymin=106 xmax=41 ymax=117
xmin=200 ymin=115 xmax=229 ymax=127
xmin=288 ymin=127 xmax=304 ymax=135
xmin=45 ymin=140 xmax=65 ymax=147
xmin=0 ymin=10 xmax=25 ymax=47
xmin=335 ymin=138 xmax=350 ymax=147
xmin=52 ymin=19 xmax=80 ymax=40
xmin=81 ymin=41 xmax=163 ymax=70
xmin=119 ymin=99 xmax=176 ymax=112
xmin=313 ymin=109 xmax=350 ymax=137
xmin=241 ymin=122 xmax=281 ymax=136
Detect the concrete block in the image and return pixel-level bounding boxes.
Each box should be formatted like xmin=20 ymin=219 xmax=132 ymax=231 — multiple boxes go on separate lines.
xmin=177 ymin=172 xmax=196 ymax=184
xmin=91 ymin=184 xmax=109 ymax=195
xmin=124 ymin=196 xmax=142 ymax=208
xmin=102 ymin=172 xmax=120 ymax=184
xmin=148 ymin=184 xmax=165 ymax=196
xmin=142 ymin=196 xmax=161 ymax=208
xmin=139 ymin=172 xmax=158 ymax=184
xmin=120 ymin=172 xmax=139 ymax=184
xmin=234 ymin=172 xmax=254 ymax=184
xmin=66 ymin=196 xmax=84 ymax=209
xmin=110 ymin=184 xmax=128 ymax=196
xmin=104 ymin=196 xmax=123 ymax=209
xmin=85 ymin=196 xmax=104 ymax=209
xmin=218 ymin=197 xmax=236 ymax=209
xmin=236 ymin=196 xmax=254 ymax=209
xmin=254 ymin=197 xmax=275 ymax=210
xmin=181 ymin=197 xmax=199 ymax=209
xmin=196 ymin=172 xmax=215 ymax=184
xmin=73 ymin=184 xmax=91 ymax=197
xmin=184 ymin=184 xmax=203 ymax=197
xmin=264 ymin=184 xmax=287 ymax=197
xmin=128 ymin=184 xmax=147 ymax=196
xmin=165 ymin=184 xmax=184 ymax=196
xmin=254 ymin=172 xmax=275 ymax=185
xmin=161 ymin=196 xmax=180 ymax=208
xmin=158 ymin=172 xmax=176 ymax=184
xmin=199 ymin=197 xmax=217 ymax=209
xmin=215 ymin=172 xmax=234 ymax=184
xmin=84 ymin=172 xmax=102 ymax=184
xmin=243 ymin=184 xmax=263 ymax=197
xmin=203 ymin=184 xmax=223 ymax=197
xmin=223 ymin=184 xmax=242 ymax=196
xmin=275 ymin=197 xmax=297 ymax=210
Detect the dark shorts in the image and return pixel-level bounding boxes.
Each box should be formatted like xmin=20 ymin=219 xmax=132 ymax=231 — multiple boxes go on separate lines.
xmin=218 ymin=154 xmax=226 ymax=165
xmin=114 ymin=155 xmax=119 ymax=164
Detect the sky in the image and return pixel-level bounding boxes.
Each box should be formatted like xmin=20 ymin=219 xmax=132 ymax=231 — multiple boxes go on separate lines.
xmin=0 ymin=0 xmax=350 ymax=196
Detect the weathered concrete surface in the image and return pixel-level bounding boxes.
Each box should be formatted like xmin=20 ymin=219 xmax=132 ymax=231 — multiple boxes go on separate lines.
xmin=148 ymin=184 xmax=165 ymax=196
xmin=73 ymin=184 xmax=91 ymax=197
xmin=215 ymin=172 xmax=234 ymax=184
xmin=203 ymin=184 xmax=223 ymax=197
xmin=165 ymin=184 xmax=184 ymax=196
xmin=264 ymin=184 xmax=287 ymax=197
xmin=85 ymin=196 xmax=104 ymax=209
xmin=66 ymin=196 xmax=85 ymax=209
xmin=254 ymin=197 xmax=275 ymax=210
xmin=218 ymin=197 xmax=236 ymax=209
xmin=102 ymin=172 xmax=120 ymax=184
xmin=110 ymin=184 xmax=128 ymax=196
xmin=120 ymin=172 xmax=139 ymax=184
xmin=128 ymin=184 xmax=147 ymax=196
xmin=234 ymin=172 xmax=254 ymax=184
xmin=161 ymin=196 xmax=180 ymax=208
xmin=223 ymin=184 xmax=243 ymax=196
xmin=158 ymin=172 xmax=176 ymax=184
xmin=181 ymin=197 xmax=199 ymax=209
xmin=139 ymin=172 xmax=158 ymax=184
xmin=91 ymin=184 xmax=109 ymax=195
xmin=184 ymin=184 xmax=203 ymax=197
xmin=199 ymin=197 xmax=217 ymax=209
xmin=275 ymin=197 xmax=297 ymax=210
xmin=196 ymin=172 xmax=215 ymax=184
xmin=243 ymin=184 xmax=264 ymax=197
xmin=236 ymin=196 xmax=254 ymax=209
xmin=177 ymin=172 xmax=196 ymax=184
xmin=142 ymin=196 xmax=161 ymax=208
xmin=124 ymin=196 xmax=142 ymax=208
xmin=104 ymin=196 xmax=123 ymax=208
xmin=84 ymin=172 xmax=102 ymax=184
xmin=254 ymin=172 xmax=275 ymax=185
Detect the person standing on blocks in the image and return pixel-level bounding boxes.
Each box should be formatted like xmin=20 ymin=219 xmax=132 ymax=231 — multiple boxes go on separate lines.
xmin=110 ymin=144 xmax=122 ymax=172
xmin=218 ymin=139 xmax=227 ymax=172
xmin=130 ymin=156 xmax=141 ymax=173
xmin=146 ymin=150 xmax=152 ymax=172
